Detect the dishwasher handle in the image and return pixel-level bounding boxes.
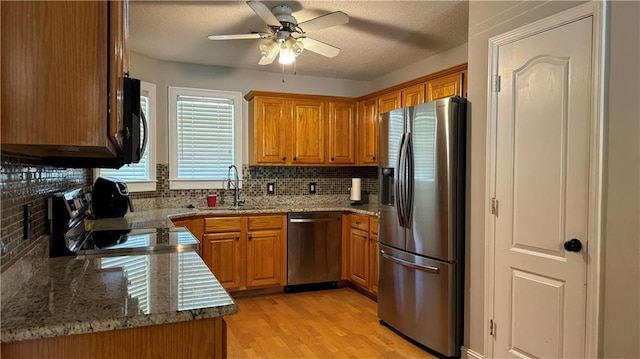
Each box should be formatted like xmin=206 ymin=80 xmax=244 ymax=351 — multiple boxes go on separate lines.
xmin=288 ymin=217 xmax=341 ymax=223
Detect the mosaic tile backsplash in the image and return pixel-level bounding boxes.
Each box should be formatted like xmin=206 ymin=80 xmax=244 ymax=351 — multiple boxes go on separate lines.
xmin=0 ymin=154 xmax=91 ymax=268
xmin=129 ymin=164 xmax=379 ymax=203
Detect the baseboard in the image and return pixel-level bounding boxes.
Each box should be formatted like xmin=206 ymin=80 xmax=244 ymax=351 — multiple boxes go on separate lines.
xmin=461 ymin=346 xmax=484 ymax=359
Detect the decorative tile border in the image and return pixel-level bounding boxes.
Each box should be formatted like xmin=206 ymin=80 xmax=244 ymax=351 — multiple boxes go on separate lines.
xmin=129 ymin=164 xmax=378 ymax=201
xmin=0 ymin=154 xmax=91 ymax=268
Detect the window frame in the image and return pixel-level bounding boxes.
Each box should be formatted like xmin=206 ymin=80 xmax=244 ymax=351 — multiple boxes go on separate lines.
xmin=167 ymin=86 xmax=243 ymax=190
xmin=95 ymin=81 xmax=157 ymax=192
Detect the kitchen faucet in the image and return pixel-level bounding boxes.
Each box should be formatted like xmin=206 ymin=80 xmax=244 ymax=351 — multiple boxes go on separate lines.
xmin=227 ymin=165 xmax=244 ymax=206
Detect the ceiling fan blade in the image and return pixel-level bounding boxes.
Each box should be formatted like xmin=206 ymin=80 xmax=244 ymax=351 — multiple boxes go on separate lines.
xmin=207 ymin=33 xmax=268 ymax=41
xmin=300 ymin=37 xmax=340 ymax=58
xmin=258 ymin=54 xmax=277 ymax=65
xmin=298 ymin=11 xmax=349 ymax=33
xmin=246 ymin=1 xmax=281 ymax=28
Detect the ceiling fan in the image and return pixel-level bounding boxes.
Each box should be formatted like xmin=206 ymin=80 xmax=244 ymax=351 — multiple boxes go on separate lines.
xmin=207 ymin=1 xmax=349 ymax=65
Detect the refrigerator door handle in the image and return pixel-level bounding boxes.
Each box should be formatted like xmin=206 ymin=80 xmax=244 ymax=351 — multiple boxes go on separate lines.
xmin=405 ymin=133 xmax=415 ymax=225
xmin=395 ymin=133 xmax=407 ymax=227
xmin=380 ymin=250 xmax=441 ymax=274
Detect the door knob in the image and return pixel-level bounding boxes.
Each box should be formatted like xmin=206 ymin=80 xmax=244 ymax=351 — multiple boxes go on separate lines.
xmin=564 ymin=238 xmax=583 ymax=253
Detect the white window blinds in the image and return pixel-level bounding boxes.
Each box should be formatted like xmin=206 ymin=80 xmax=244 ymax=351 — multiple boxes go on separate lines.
xmin=168 ymin=87 xmax=243 ymax=190
xmin=176 ymin=95 xmax=234 ymax=179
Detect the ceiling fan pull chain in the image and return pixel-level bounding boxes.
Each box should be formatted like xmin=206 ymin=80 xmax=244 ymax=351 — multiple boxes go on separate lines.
xmin=282 ymin=63 xmax=285 ymax=83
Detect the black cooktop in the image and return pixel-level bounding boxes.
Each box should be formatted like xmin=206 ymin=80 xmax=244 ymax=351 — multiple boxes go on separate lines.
xmin=67 ymin=227 xmax=199 ymax=257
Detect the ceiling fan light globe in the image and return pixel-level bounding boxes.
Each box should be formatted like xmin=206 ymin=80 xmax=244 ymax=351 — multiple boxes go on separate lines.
xmin=278 ymin=49 xmax=296 ymax=64
xmin=259 ymin=41 xmax=278 ymax=58
xmin=291 ymin=40 xmax=304 ymax=56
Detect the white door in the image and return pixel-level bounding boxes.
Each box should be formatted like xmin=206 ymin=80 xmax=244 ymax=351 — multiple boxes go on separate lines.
xmin=491 ymin=15 xmax=593 ymax=358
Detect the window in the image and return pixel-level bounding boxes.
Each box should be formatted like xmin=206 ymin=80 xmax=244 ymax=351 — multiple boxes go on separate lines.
xmin=168 ymin=87 xmax=243 ymax=190
xmin=96 ymin=81 xmax=157 ymax=192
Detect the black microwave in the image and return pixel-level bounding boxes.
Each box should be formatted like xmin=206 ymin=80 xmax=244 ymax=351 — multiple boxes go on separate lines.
xmin=43 ymin=77 xmax=146 ymax=169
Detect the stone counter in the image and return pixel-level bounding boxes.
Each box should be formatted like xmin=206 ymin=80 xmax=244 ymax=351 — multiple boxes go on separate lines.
xmin=1 ymin=251 xmax=236 ymax=343
xmin=86 ymin=197 xmax=379 ymax=231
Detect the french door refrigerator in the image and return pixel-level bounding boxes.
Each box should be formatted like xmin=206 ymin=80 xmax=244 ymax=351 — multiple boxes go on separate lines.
xmin=378 ymin=97 xmax=467 ymax=358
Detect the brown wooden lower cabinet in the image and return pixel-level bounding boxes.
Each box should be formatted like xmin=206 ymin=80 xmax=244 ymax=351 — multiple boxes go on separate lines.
xmin=1 ymin=317 xmax=227 ymax=359
xmin=201 ymin=214 xmax=286 ymax=293
xmin=346 ymin=214 xmax=379 ymax=296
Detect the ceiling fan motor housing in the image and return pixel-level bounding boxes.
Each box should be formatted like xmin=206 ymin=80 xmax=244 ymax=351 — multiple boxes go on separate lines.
xmin=272 ymin=5 xmax=298 ymax=31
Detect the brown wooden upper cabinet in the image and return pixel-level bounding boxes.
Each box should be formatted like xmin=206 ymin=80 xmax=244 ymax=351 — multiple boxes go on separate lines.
xmin=377 ymin=91 xmax=402 ymax=115
xmin=246 ymin=91 xmax=356 ymax=166
xmin=1 ymin=0 xmax=129 ymax=158
xmin=401 ymin=83 xmax=426 ymax=107
xmin=328 ymin=101 xmax=356 ymax=165
xmin=356 ymin=98 xmax=378 ymax=166
xmin=426 ymin=72 xmax=463 ymax=101
xmin=291 ymin=99 xmax=326 ymax=164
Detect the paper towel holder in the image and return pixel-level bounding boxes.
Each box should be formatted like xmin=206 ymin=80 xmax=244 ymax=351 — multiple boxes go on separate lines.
xmin=350 ymin=190 xmax=368 ymax=206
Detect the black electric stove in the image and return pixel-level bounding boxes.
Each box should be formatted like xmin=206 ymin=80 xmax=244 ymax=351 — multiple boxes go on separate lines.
xmin=69 ymin=227 xmax=199 ymax=257
xmin=48 ymin=188 xmax=199 ymax=257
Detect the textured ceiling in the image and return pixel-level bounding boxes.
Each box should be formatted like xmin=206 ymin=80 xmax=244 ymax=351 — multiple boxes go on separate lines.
xmin=129 ymin=1 xmax=469 ymax=81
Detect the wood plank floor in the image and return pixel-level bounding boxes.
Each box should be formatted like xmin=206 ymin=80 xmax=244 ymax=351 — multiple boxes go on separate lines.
xmin=226 ymin=287 xmax=437 ymax=358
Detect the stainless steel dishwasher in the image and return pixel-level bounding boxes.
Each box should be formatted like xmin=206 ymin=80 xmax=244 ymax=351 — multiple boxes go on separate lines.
xmin=286 ymin=212 xmax=342 ymax=289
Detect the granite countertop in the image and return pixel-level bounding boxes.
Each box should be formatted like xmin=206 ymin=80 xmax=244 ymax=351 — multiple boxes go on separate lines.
xmin=1 ymin=251 xmax=236 ymax=343
xmin=86 ymin=199 xmax=380 ymax=231
xmin=1 ymin=197 xmax=376 ymax=343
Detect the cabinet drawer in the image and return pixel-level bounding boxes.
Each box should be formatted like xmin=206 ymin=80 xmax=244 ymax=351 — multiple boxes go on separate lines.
xmin=370 ymin=217 xmax=378 ymax=235
xmin=205 ymin=216 xmax=243 ymax=233
xmin=247 ymin=215 xmax=282 ymax=231
xmin=349 ymin=214 xmax=369 ymax=232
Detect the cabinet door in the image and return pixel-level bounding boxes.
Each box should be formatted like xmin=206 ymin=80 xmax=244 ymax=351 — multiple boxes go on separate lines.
xmin=357 ymin=98 xmax=378 ymax=166
xmin=349 ymin=227 xmax=369 ymax=288
xmin=108 ymin=0 xmax=126 ymax=149
xmin=246 ymin=230 xmax=282 ymax=288
xmin=253 ymin=97 xmax=290 ymax=164
xmin=426 ymin=72 xmax=462 ymax=101
xmin=1 ymin=1 xmax=115 ymax=157
xmin=291 ymin=99 xmax=325 ymax=164
xmin=328 ymin=101 xmax=356 ymax=165
xmin=202 ymin=232 xmax=245 ymax=291
xmin=369 ymin=235 xmax=379 ymax=295
xmin=378 ymin=91 xmax=402 ymax=114
xmin=401 ymin=83 xmax=425 ymax=107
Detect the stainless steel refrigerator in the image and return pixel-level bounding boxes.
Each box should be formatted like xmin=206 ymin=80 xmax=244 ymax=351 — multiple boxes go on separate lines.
xmin=378 ymin=97 xmax=467 ymax=358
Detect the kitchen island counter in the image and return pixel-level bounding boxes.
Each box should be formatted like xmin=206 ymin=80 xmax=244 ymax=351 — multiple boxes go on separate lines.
xmin=1 ymin=251 xmax=236 ymax=344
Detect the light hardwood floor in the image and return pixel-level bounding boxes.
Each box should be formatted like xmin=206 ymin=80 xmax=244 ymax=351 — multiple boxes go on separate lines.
xmin=226 ymin=287 xmax=437 ymax=358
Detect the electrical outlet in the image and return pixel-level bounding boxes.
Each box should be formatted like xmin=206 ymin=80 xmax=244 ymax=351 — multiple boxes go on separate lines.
xmin=23 ymin=203 xmax=33 ymax=240
xmin=267 ymin=182 xmax=275 ymax=194
xmin=309 ymin=182 xmax=317 ymax=194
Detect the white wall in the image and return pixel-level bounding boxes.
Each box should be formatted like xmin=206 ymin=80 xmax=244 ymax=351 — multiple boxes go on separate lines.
xmin=129 ymin=45 xmax=467 ymax=165
xmin=128 ymin=53 xmax=370 ymax=164
xmin=602 ymin=1 xmax=640 ymax=357
xmin=467 ymin=1 xmax=640 ymax=357
xmin=368 ymin=43 xmax=468 ymax=93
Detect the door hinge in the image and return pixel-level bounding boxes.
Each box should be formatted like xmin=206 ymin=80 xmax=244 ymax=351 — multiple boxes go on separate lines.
xmin=491 ymin=198 xmax=499 ymax=216
xmin=494 ymin=75 xmax=501 ymax=92
xmin=489 ymin=319 xmax=496 ymax=337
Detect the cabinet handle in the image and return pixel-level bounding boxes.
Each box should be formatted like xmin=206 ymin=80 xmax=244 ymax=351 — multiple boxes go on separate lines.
xmin=293 ymin=157 xmax=297 ymax=161
xmin=235 ymin=236 xmax=239 ymax=241
xmin=372 ymin=156 xmax=376 ymax=161
xmin=282 ymin=157 xmax=286 ymax=161
xmin=355 ymin=221 xmax=361 ymax=225
xmin=331 ymin=157 xmax=335 ymax=161
xmin=248 ymin=236 xmax=252 ymax=241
